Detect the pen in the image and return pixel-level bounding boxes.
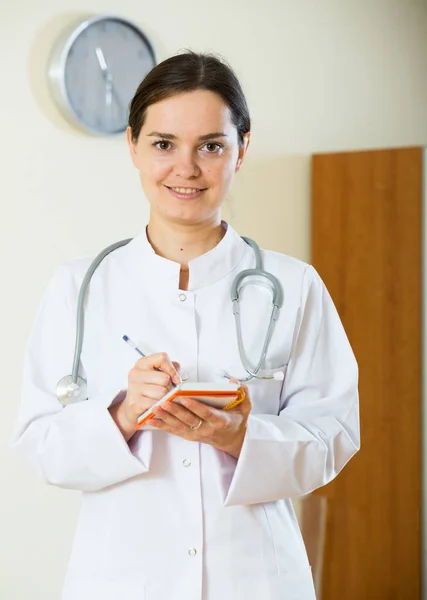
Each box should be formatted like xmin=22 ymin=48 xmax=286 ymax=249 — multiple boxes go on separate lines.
xmin=122 ymin=335 xmax=182 ymax=384
xmin=122 ymin=334 xmax=145 ymax=357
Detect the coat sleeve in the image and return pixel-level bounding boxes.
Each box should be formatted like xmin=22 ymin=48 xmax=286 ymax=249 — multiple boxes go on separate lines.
xmin=224 ymin=265 xmax=360 ymax=506
xmin=10 ymin=265 xmax=152 ymax=492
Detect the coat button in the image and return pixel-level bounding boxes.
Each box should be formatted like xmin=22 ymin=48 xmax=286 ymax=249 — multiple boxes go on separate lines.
xmin=181 ymin=372 xmax=188 ymax=381
xmin=179 ymin=293 xmax=187 ymax=302
xmin=183 ymin=458 xmax=191 ymax=467
xmin=188 ymin=548 xmax=197 ymax=556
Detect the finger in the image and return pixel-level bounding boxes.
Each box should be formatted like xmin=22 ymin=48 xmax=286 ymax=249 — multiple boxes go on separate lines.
xmin=145 ymin=416 xmax=165 ymax=430
xmin=151 ymin=407 xmax=189 ymax=433
xmin=240 ymin=385 xmax=251 ymax=408
xmin=240 ymin=384 xmax=249 ymax=396
xmin=171 ymin=361 xmax=182 ymax=380
xmin=178 ymin=397 xmax=221 ymax=424
xmin=161 ymin=400 xmax=205 ymax=428
xmin=136 ymin=353 xmax=181 ymax=384
xmin=135 ymin=383 xmax=170 ymax=401
xmin=145 ymin=416 xmax=179 ymax=436
xmin=226 ymin=386 xmax=251 ymax=413
xmin=129 ymin=368 xmax=171 ymax=388
xmin=226 ymin=380 xmax=250 ymax=408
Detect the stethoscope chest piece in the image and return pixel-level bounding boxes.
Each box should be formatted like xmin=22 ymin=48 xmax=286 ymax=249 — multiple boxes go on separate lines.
xmin=56 ymin=375 xmax=88 ymax=405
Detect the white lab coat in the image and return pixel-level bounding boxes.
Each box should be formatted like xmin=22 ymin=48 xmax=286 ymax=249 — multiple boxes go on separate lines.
xmin=11 ymin=222 xmax=359 ymax=600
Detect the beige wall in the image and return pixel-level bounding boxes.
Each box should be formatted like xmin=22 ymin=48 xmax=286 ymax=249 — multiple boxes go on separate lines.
xmin=1 ymin=1 xmax=427 ymax=597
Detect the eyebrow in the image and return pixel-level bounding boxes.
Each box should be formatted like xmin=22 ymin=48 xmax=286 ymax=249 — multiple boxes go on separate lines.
xmin=146 ymin=131 xmax=228 ymax=141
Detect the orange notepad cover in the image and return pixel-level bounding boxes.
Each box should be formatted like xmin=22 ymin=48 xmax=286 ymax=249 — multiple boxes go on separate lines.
xmin=136 ymin=382 xmax=245 ymax=429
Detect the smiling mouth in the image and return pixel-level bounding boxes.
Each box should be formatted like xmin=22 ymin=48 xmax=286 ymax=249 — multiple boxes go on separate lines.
xmin=165 ymin=186 xmax=206 ymax=194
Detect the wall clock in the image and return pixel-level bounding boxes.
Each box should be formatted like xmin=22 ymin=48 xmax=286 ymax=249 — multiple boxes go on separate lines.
xmin=48 ymin=15 xmax=157 ymax=135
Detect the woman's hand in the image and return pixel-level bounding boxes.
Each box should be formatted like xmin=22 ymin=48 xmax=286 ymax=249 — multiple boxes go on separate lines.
xmin=109 ymin=353 xmax=181 ymax=441
xmin=146 ymin=384 xmax=252 ymax=459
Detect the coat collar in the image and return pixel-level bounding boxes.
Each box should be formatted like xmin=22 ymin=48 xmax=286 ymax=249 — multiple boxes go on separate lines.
xmin=123 ymin=221 xmax=250 ymax=291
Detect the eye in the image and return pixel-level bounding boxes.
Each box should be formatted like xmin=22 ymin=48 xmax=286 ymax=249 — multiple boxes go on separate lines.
xmin=153 ymin=140 xmax=172 ymax=151
xmin=202 ymin=142 xmax=223 ymax=153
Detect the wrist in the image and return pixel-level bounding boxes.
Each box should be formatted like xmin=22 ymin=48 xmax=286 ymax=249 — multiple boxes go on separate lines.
xmin=224 ymin=439 xmax=244 ymax=459
xmin=220 ymin=427 xmax=247 ymax=459
xmin=109 ymin=402 xmax=138 ymax=442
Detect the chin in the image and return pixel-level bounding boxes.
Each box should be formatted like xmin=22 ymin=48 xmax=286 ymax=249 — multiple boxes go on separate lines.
xmin=167 ymin=208 xmax=220 ymax=226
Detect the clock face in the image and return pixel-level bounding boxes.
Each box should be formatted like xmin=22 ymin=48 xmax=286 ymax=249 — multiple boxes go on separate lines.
xmin=50 ymin=16 xmax=156 ymax=135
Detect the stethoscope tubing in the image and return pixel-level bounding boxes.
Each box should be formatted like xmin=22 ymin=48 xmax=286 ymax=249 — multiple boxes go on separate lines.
xmin=71 ymin=239 xmax=133 ymax=382
xmin=57 ymin=235 xmax=284 ymax=403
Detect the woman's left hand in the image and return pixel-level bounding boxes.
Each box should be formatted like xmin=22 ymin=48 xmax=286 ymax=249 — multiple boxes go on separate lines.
xmin=146 ymin=384 xmax=252 ymax=459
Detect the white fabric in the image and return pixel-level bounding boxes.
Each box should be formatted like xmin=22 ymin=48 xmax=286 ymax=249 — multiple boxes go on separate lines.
xmin=11 ymin=222 xmax=359 ymax=600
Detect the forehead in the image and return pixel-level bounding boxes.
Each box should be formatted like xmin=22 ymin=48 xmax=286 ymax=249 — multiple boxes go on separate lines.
xmin=142 ymin=90 xmax=235 ymax=136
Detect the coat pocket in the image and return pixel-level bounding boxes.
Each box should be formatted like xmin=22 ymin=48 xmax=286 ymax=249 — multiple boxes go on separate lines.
xmin=239 ymin=567 xmax=316 ymax=600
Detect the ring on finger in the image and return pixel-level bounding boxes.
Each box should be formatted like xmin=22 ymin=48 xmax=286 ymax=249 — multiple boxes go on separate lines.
xmin=190 ymin=418 xmax=203 ymax=431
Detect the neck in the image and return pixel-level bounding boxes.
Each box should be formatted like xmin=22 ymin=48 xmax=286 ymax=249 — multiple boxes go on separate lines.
xmin=146 ymin=215 xmax=225 ymax=268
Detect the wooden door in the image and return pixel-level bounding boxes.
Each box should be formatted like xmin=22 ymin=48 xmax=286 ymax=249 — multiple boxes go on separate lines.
xmin=311 ymin=147 xmax=422 ymax=599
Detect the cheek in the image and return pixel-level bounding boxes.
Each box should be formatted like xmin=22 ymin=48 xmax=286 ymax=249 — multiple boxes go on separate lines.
xmin=140 ymin=159 xmax=171 ymax=185
xmin=209 ymin=157 xmax=236 ymax=186
xmin=217 ymin=160 xmax=237 ymax=190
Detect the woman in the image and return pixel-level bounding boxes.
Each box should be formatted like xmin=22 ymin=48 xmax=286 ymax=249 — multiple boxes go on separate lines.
xmin=12 ymin=52 xmax=359 ymax=600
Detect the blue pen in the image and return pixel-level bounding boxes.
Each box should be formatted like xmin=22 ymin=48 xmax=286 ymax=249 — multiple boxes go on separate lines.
xmin=122 ymin=335 xmax=181 ymax=384
xmin=122 ymin=335 xmax=145 ymax=357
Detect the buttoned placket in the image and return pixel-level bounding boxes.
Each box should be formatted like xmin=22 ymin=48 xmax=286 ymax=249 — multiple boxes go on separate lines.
xmin=174 ymin=288 xmax=204 ymax=599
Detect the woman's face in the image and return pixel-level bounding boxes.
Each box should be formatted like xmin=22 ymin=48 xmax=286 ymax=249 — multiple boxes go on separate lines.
xmin=127 ymin=90 xmax=250 ymax=227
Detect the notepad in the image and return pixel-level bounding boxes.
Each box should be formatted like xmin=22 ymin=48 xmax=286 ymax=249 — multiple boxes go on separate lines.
xmin=136 ymin=382 xmax=245 ymax=429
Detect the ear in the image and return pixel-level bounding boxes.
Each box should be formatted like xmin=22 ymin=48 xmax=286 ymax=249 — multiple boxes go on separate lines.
xmin=126 ymin=127 xmax=139 ymax=169
xmin=235 ymin=132 xmax=251 ymax=173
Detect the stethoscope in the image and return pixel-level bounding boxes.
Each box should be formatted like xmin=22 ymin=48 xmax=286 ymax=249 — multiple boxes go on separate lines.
xmin=56 ymin=236 xmax=284 ymax=406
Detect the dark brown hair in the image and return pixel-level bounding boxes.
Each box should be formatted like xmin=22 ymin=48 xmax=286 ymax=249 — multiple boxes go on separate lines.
xmin=128 ymin=51 xmax=251 ymax=146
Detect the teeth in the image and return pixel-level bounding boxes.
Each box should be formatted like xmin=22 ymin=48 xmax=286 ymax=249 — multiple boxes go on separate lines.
xmin=171 ymin=187 xmax=201 ymax=194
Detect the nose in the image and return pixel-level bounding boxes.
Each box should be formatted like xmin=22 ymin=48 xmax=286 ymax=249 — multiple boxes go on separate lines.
xmin=173 ymin=150 xmax=201 ymax=179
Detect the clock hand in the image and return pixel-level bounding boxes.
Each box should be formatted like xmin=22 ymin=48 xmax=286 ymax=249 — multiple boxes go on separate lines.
xmin=95 ymin=46 xmax=109 ymax=75
xmin=105 ymin=84 xmax=113 ymax=108
xmin=95 ymin=47 xmax=123 ymax=111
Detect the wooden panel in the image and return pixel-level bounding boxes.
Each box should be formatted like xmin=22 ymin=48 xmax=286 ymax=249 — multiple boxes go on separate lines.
xmin=311 ymin=148 xmax=422 ymax=600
